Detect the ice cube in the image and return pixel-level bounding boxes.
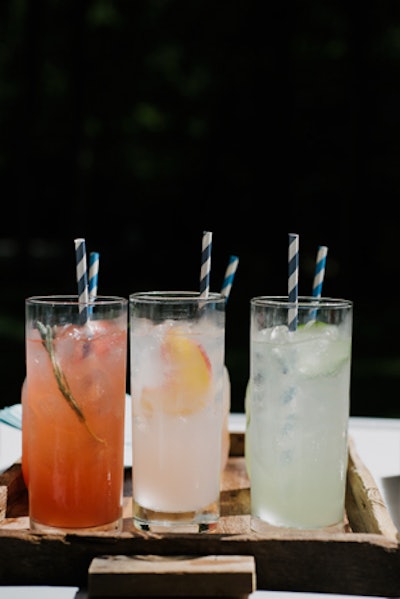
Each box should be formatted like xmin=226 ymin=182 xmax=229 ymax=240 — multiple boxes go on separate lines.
xmin=138 ymin=344 xmax=165 ymax=388
xmin=270 ymin=325 xmax=290 ymax=343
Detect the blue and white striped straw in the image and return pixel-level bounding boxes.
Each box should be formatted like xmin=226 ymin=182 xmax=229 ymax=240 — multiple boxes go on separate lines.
xmin=288 ymin=233 xmax=299 ymax=332
xmin=308 ymin=245 xmax=328 ymax=323
xmin=200 ymin=230 xmax=212 ymax=299
xmin=89 ymin=251 xmax=100 ymax=301
xmin=221 ymin=255 xmax=239 ymax=303
xmin=312 ymin=245 xmax=328 ymax=299
xmin=74 ymin=238 xmax=89 ymax=325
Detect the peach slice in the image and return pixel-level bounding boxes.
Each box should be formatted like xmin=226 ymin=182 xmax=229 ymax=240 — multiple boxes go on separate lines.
xmin=141 ymin=329 xmax=212 ymax=416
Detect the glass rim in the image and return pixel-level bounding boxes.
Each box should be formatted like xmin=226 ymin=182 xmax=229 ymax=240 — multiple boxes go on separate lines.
xmin=251 ymin=295 xmax=353 ymax=309
xmin=26 ymin=295 xmax=128 ymax=306
xmin=129 ymin=291 xmax=226 ymax=303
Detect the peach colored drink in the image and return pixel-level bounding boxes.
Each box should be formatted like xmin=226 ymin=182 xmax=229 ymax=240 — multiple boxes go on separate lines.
xmin=25 ymin=296 xmax=127 ymax=533
xmin=130 ymin=291 xmax=225 ymax=533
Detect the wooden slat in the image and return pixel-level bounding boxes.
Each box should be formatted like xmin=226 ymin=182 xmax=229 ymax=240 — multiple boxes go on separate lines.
xmin=229 ymin=431 xmax=245 ymax=457
xmin=346 ymin=436 xmax=399 ymax=541
xmin=88 ymin=554 xmax=256 ymax=598
xmin=0 ymin=460 xmax=27 ymax=521
xmin=0 ymin=484 xmax=6 ymax=521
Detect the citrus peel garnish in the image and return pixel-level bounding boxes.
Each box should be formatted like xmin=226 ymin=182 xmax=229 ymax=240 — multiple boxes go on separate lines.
xmin=141 ymin=329 xmax=212 ymax=416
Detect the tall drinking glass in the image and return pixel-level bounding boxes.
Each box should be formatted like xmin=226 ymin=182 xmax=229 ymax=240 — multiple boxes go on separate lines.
xmin=248 ymin=296 xmax=353 ymax=532
xmin=25 ymin=295 xmax=128 ymax=533
xmin=130 ymin=291 xmax=225 ymax=533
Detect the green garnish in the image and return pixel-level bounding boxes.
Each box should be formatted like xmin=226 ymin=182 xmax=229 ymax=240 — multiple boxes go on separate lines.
xmin=36 ymin=321 xmax=105 ymax=445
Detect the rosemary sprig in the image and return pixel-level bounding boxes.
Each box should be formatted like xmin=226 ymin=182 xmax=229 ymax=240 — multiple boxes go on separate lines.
xmin=36 ymin=320 xmax=105 ymax=445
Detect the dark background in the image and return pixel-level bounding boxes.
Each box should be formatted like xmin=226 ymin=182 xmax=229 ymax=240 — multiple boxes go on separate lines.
xmin=0 ymin=0 xmax=399 ymax=415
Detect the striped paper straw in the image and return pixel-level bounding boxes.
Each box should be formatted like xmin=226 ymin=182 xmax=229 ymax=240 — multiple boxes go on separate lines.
xmin=221 ymin=255 xmax=239 ymax=303
xmin=89 ymin=251 xmax=100 ymax=301
xmin=312 ymin=245 xmax=328 ymax=299
xmin=200 ymin=230 xmax=212 ymax=299
xmin=308 ymin=245 xmax=328 ymax=323
xmin=288 ymin=233 xmax=299 ymax=332
xmin=74 ymin=238 xmax=89 ymax=325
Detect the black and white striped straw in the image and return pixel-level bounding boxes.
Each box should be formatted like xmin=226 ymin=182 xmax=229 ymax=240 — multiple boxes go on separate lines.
xmin=74 ymin=238 xmax=89 ymax=325
xmin=288 ymin=233 xmax=299 ymax=332
xmin=200 ymin=230 xmax=212 ymax=299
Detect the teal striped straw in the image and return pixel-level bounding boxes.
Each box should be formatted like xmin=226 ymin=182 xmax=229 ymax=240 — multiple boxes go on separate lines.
xmin=312 ymin=245 xmax=328 ymax=299
xmin=309 ymin=245 xmax=328 ymax=322
xmin=89 ymin=251 xmax=100 ymax=301
xmin=221 ymin=255 xmax=239 ymax=303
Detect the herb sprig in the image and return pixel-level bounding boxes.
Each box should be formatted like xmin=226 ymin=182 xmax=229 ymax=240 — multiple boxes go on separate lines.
xmin=37 ymin=321 xmax=105 ymax=445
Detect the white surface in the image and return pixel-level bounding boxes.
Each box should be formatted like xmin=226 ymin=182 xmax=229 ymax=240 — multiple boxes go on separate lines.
xmin=1 ymin=407 xmax=400 ymax=598
xmin=0 ymin=588 xmax=80 ymax=599
xmin=0 ymin=421 xmax=22 ymax=472
xmin=0 ymin=590 xmax=388 ymax=599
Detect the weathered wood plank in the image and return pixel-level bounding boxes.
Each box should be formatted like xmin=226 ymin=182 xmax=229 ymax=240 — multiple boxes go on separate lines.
xmin=0 ymin=526 xmax=399 ymax=593
xmin=229 ymin=432 xmax=245 ymax=458
xmin=0 ymin=460 xmax=27 ymax=521
xmin=87 ymin=554 xmax=256 ymax=598
xmin=346 ymin=436 xmax=399 ymax=541
xmin=0 ymin=433 xmax=398 ymax=596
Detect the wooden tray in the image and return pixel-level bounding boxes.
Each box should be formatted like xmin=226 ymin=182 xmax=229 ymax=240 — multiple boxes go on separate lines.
xmin=1 ymin=433 xmax=400 ymax=596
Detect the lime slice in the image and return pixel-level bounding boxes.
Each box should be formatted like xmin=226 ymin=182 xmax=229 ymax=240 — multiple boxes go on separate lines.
xmin=297 ymin=337 xmax=351 ymax=378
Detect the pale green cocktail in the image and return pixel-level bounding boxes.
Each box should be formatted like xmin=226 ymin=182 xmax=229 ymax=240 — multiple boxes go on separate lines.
xmin=248 ymin=296 xmax=353 ymax=531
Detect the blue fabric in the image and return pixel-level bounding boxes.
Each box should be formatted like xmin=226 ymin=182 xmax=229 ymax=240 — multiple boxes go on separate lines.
xmin=0 ymin=404 xmax=22 ymax=429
